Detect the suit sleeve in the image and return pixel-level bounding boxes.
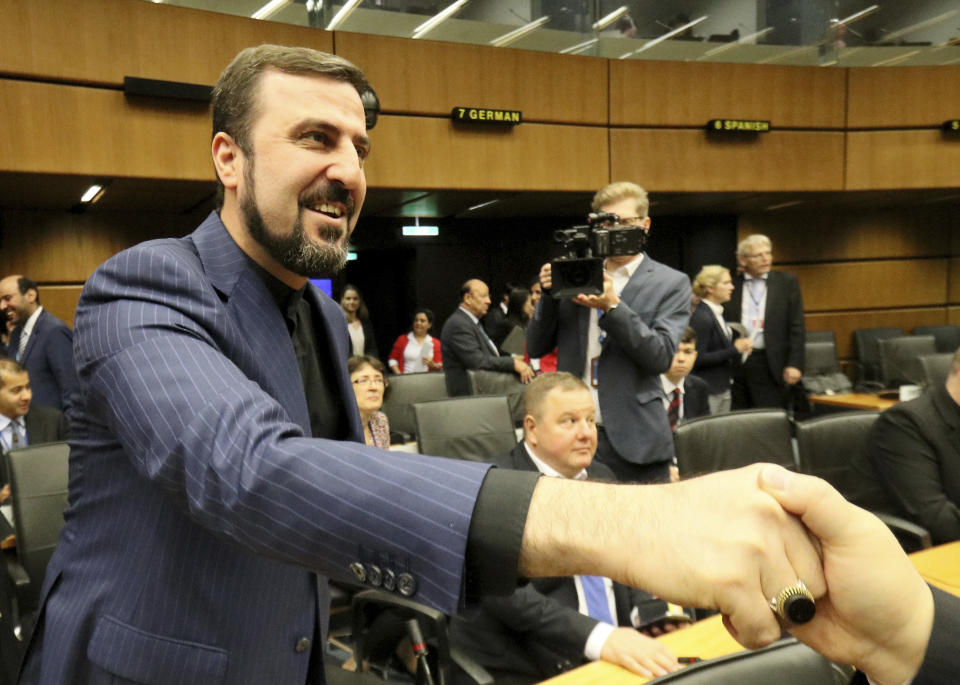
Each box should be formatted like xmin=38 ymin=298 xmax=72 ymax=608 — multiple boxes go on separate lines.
xmin=784 ymin=275 xmax=806 ymax=371
xmin=75 ymin=245 xmax=494 ymax=613
xmin=480 ymin=583 xmax=599 ymax=660
xmin=526 ymin=295 xmax=560 ymax=359
xmin=444 ymin=318 xmax=515 ymax=374
xmin=44 ymin=323 xmax=79 ymax=413
xmin=913 ymin=586 xmax=960 ymax=684
xmin=866 ymin=408 xmax=960 ymax=545
xmin=600 ymin=270 xmax=692 ymax=374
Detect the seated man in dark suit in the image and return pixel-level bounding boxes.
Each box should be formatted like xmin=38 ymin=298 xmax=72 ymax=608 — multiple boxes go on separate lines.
xmin=660 ymin=326 xmax=710 ymax=432
xmin=441 ymin=279 xmax=533 ymax=396
xmin=0 ymin=357 xmax=68 ymax=494
xmin=450 ymin=372 xmax=684 ymax=683
xmin=847 ymin=346 xmax=960 ymax=545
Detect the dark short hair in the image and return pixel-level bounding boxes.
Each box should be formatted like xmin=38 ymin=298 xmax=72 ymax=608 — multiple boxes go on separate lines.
xmin=523 ymin=372 xmax=589 ymax=421
xmin=211 ymin=45 xmax=370 ymax=208
xmin=413 ymin=307 xmax=434 ymax=325
xmin=0 ymin=357 xmax=26 ymax=388
xmin=506 ymin=287 xmax=531 ymax=326
xmin=680 ymin=326 xmax=697 ymax=346
xmin=347 ymin=355 xmax=390 ymax=401
xmin=16 ymin=277 xmax=39 ymax=304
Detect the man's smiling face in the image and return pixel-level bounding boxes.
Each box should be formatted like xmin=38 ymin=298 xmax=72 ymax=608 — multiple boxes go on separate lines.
xmin=236 ymin=69 xmax=370 ymax=278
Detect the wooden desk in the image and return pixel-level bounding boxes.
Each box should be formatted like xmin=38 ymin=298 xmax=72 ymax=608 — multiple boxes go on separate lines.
xmin=542 ymin=543 xmax=960 ymax=685
xmin=911 ymin=540 xmax=960 ymax=596
xmin=808 ymin=393 xmax=898 ymax=411
xmin=540 ymin=614 xmax=742 ymax=685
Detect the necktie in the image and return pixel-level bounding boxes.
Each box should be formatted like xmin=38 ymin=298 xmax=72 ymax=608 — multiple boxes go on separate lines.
xmin=9 ymin=421 xmax=21 ymax=448
xmin=581 ymin=575 xmax=614 ymax=624
xmin=668 ymin=388 xmax=681 ymax=432
xmin=16 ymin=331 xmax=27 ymax=362
xmin=479 ymin=323 xmax=498 ymax=355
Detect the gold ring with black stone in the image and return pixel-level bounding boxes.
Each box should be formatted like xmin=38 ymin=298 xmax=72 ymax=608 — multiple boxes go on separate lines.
xmin=768 ymin=579 xmax=816 ymax=624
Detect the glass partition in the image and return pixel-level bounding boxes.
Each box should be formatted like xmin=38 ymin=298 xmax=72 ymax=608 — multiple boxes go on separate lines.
xmin=153 ymin=0 xmax=960 ymax=66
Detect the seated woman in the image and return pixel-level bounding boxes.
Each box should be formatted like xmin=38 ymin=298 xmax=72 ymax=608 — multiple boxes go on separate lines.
xmin=341 ymin=284 xmax=378 ymax=358
xmin=348 ymin=355 xmax=391 ymax=449
xmin=388 ymin=308 xmax=443 ymax=374
xmin=689 ymin=265 xmax=752 ymax=414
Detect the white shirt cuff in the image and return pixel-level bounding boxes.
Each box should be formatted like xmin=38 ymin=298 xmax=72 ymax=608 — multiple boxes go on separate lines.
xmin=584 ymin=621 xmax=616 ymax=661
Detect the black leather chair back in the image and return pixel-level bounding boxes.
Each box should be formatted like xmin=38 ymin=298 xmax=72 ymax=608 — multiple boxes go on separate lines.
xmin=878 ymin=335 xmax=936 ymax=387
xmin=852 ymin=327 xmax=904 ymax=382
xmin=5 ymin=441 xmax=70 ymax=611
xmin=805 ymin=330 xmax=836 ymax=344
xmin=652 ymin=638 xmax=854 ymax=684
xmin=913 ymin=324 xmax=960 ymax=354
xmin=919 ymin=352 xmax=954 ymax=387
xmin=466 ymin=369 xmax=525 ymax=425
xmin=794 ymin=411 xmax=879 ymax=495
xmin=381 ymin=372 xmax=449 ymax=440
xmin=414 ymin=397 xmax=516 ymax=461
xmin=674 ymin=410 xmax=794 ymax=478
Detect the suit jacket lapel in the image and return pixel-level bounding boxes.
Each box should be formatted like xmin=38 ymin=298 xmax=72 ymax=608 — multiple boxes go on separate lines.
xmin=192 ymin=213 xmax=311 ymax=434
xmin=618 ymin=255 xmax=654 ymax=306
xmin=18 ymin=311 xmax=45 ymax=363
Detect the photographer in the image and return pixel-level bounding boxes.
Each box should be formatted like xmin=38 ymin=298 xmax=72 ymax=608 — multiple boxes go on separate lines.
xmin=527 ymin=182 xmax=691 ymax=483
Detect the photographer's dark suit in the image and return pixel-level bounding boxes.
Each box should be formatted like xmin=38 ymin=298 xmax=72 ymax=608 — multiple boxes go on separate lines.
xmin=527 ymin=255 xmax=691 ymax=480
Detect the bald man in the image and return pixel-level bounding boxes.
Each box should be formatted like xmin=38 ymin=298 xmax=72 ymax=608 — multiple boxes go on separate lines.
xmin=441 ymin=279 xmax=533 ymax=396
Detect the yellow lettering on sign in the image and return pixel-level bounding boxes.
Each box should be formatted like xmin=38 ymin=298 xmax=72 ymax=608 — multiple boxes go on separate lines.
xmin=468 ymin=109 xmax=477 ymax=120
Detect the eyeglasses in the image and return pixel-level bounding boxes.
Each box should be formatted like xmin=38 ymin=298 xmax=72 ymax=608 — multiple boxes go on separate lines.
xmin=352 ymin=376 xmax=385 ymax=387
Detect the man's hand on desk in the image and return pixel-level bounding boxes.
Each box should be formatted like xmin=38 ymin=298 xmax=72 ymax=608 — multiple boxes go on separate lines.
xmin=518 ymin=464 xmax=826 ymax=650
xmin=601 ymin=627 xmax=681 ymax=678
xmin=759 ymin=465 xmax=934 ymax=685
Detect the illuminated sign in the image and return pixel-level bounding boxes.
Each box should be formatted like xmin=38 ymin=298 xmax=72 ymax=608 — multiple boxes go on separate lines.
xmin=451 ymin=107 xmax=522 ymax=125
xmin=706 ymin=119 xmax=771 ymax=133
xmin=943 ymin=120 xmax=960 ymax=133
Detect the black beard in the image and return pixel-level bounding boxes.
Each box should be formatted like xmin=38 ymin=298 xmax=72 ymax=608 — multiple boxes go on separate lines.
xmin=240 ymin=159 xmax=352 ymax=278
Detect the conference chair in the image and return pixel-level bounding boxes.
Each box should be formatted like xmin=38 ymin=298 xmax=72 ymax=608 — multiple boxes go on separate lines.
xmin=805 ymin=330 xmax=836 ymax=344
xmin=4 ymin=442 xmax=70 ymax=614
xmin=674 ymin=410 xmax=795 ymax=478
xmin=878 ymin=335 xmax=937 ymax=388
xmin=852 ymin=327 xmax=904 ymax=384
xmin=381 ymin=372 xmax=449 ymax=443
xmin=413 ymin=396 xmax=516 ymax=462
xmin=794 ymin=411 xmax=879 ymax=495
xmin=919 ymin=352 xmax=954 ymax=387
xmin=913 ymin=324 xmax=960 ymax=354
xmin=872 ymin=512 xmax=932 ymax=554
xmin=651 ymin=637 xmax=854 ymax=684
xmin=351 ymin=590 xmax=493 ymax=685
xmin=802 ymin=340 xmax=852 ymax=396
xmin=466 ymin=368 xmax=525 ymax=425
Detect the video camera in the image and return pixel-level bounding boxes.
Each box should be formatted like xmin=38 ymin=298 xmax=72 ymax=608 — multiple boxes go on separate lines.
xmin=550 ymin=212 xmax=647 ymax=299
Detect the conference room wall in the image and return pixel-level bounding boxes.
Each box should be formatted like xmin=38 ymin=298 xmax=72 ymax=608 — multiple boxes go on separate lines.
xmin=740 ymin=207 xmax=960 ymax=360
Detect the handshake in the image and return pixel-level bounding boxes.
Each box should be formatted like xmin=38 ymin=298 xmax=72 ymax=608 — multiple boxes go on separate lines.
xmin=519 ymin=464 xmax=937 ymax=685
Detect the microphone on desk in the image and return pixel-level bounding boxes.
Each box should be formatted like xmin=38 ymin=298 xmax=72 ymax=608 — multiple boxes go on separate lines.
xmin=405 ymin=618 xmax=436 ymax=685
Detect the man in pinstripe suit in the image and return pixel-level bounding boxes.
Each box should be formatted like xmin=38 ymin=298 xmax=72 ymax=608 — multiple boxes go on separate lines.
xmin=20 ymin=46 xmax=827 ymax=684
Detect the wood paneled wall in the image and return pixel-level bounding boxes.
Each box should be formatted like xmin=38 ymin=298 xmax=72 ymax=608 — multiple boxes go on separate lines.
xmin=740 ymin=207 xmax=960 ymax=359
xmin=2 ymin=0 xmax=960 ymax=336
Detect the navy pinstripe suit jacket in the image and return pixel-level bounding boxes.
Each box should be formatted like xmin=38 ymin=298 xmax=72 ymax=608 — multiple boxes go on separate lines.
xmin=22 ymin=212 xmax=492 ymax=684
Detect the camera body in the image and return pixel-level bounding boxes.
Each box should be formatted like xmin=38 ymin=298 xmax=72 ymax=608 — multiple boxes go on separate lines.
xmin=550 ymin=213 xmax=647 ymax=299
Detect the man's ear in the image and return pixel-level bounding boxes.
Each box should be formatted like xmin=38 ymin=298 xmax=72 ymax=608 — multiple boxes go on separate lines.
xmin=641 ymin=216 xmax=652 ymax=233
xmin=212 ymin=132 xmax=243 ymax=192
xmin=25 ymin=289 xmax=38 ymax=305
xmin=523 ymin=414 xmax=537 ymax=445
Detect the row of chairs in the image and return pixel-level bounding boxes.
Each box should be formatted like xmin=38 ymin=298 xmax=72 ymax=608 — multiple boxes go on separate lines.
xmin=675 ymin=409 xmax=931 ymax=552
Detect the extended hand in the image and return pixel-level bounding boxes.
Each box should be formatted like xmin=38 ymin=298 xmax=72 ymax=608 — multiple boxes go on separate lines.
xmin=759 ymin=466 xmax=934 ymax=685
xmin=600 ymin=627 xmax=680 ymax=678
xmin=783 ymin=366 xmax=802 ymax=385
xmin=573 ymin=272 xmax=620 ymax=312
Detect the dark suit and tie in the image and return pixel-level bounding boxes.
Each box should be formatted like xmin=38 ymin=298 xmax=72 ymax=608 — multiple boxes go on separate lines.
xmin=441 ymin=304 xmax=518 ymax=397
xmin=7 ymin=309 xmax=77 ymax=413
xmin=679 ymin=374 xmax=710 ymax=423
xmin=723 ymin=270 xmax=805 ymax=409
xmin=450 ymin=442 xmax=684 ymax=682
